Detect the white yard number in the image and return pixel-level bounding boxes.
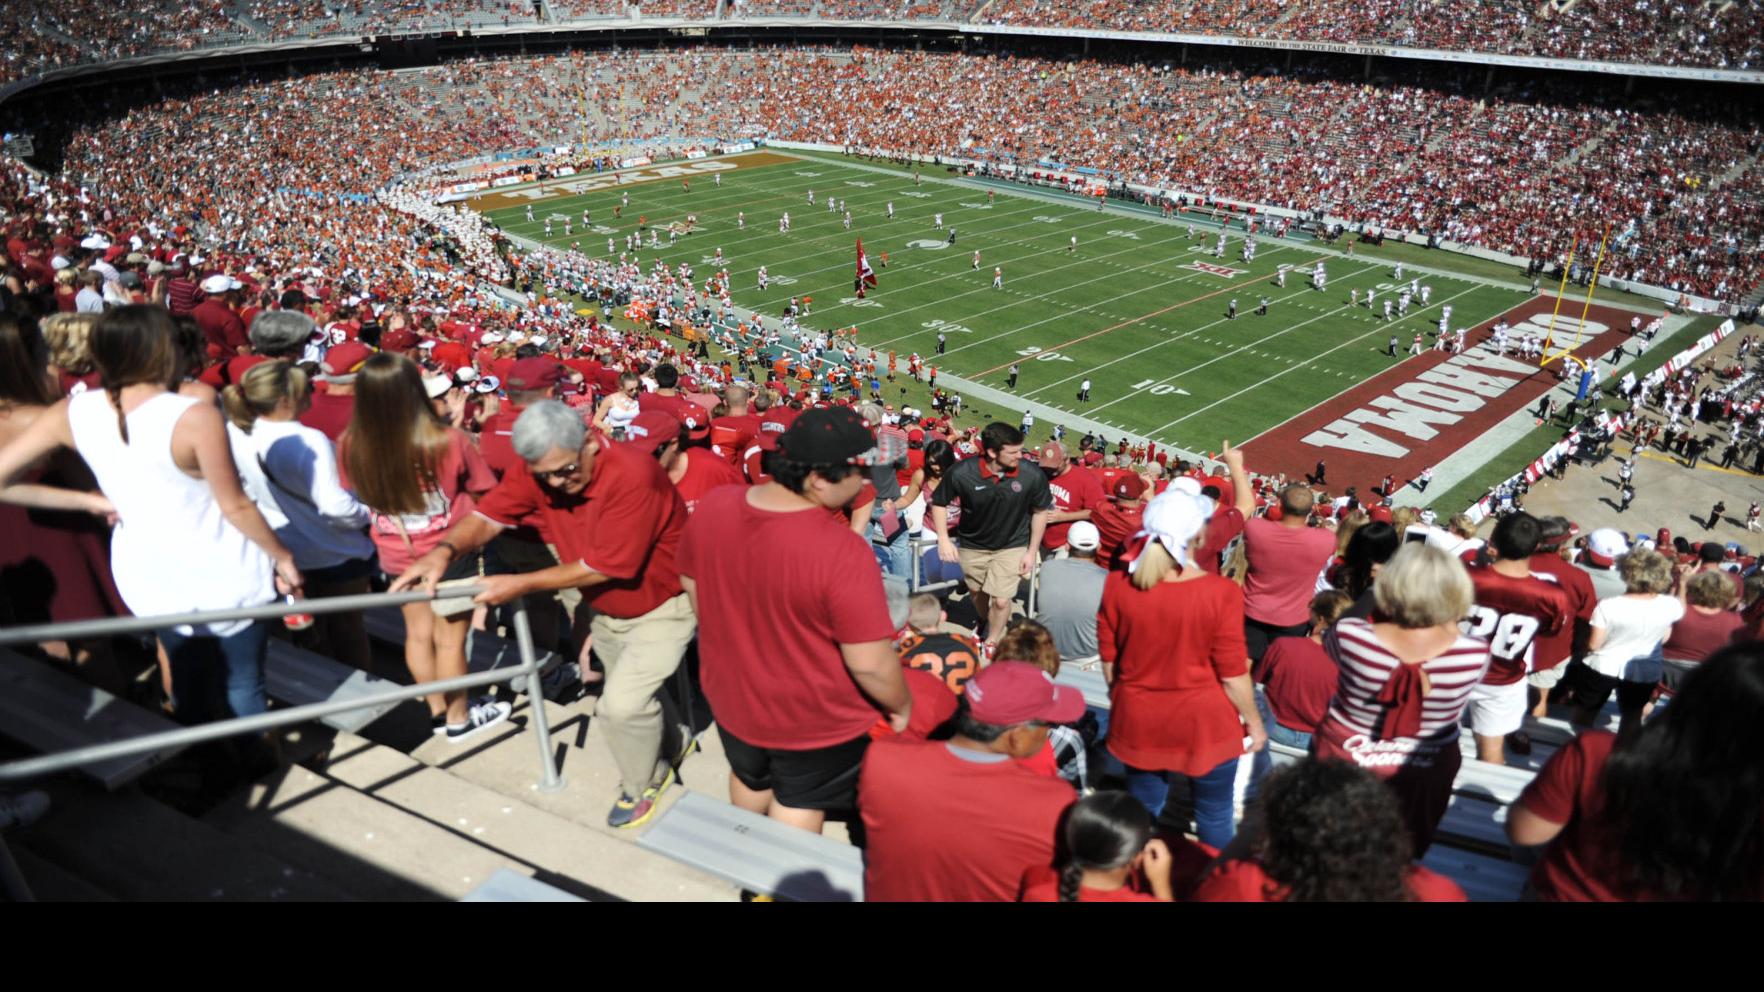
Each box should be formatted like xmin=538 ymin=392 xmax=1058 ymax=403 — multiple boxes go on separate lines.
xmin=959 ymin=202 xmax=993 ymax=210
xmin=839 ymin=296 xmax=884 ymax=308
xmin=902 ymin=191 xmax=933 ymax=199
xmin=1105 ymin=229 xmax=1141 ymax=240
xmin=1016 ymin=346 xmax=1073 ymax=363
xmin=769 ymin=274 xmax=798 ymax=286
xmin=590 ymin=224 xmax=618 ymax=235
xmin=1031 ymin=215 xmax=1063 ymax=224
xmin=1130 ymin=378 xmax=1189 ymax=397
xmin=795 ymin=171 xmax=822 ymax=177
xmin=923 ymin=318 xmax=973 ymax=335
xmin=845 ymin=180 xmax=877 ymax=188
xmin=1461 ymin=606 xmax=1541 ymax=665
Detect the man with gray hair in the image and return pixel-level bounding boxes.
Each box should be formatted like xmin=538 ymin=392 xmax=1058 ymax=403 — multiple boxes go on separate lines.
xmin=392 ymin=400 xmax=695 ymax=830
xmin=249 ymin=309 xmax=317 ymax=361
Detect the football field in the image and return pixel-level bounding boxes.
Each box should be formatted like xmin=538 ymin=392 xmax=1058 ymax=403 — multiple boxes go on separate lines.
xmin=468 ymin=148 xmax=1616 ymax=484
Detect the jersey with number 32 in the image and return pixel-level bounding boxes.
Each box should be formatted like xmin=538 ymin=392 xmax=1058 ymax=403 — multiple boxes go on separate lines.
xmin=1462 ymin=567 xmax=1570 ymax=686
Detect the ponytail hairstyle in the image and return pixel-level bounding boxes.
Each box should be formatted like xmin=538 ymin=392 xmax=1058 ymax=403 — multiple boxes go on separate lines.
xmin=89 ymin=305 xmax=181 ymax=444
xmin=1058 ymin=791 xmax=1154 ymax=903
xmin=222 ymin=360 xmax=310 ymax=434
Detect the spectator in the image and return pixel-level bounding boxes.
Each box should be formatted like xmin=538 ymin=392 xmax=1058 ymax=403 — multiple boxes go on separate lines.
xmin=592 ymin=371 xmax=642 ymax=439
xmin=1195 ymin=443 xmax=1255 ymax=575
xmin=0 ymin=312 xmax=125 ymax=690
xmin=344 ymin=352 xmax=508 ymax=743
xmin=73 ymin=270 xmax=103 ymax=314
xmin=932 ymin=421 xmax=1051 ymax=645
xmin=1036 ymin=440 xmax=1104 ymax=557
xmin=1089 ymin=470 xmax=1148 ymax=571
xmin=396 ymin=399 xmax=696 ymax=826
xmin=995 ymin=618 xmax=1089 ymax=791
xmin=1526 ymin=516 xmax=1598 ymax=724
xmin=859 ymin=661 xmax=1080 ymax=902
xmin=1099 ymin=487 xmax=1264 ymax=849
xmin=1255 ymin=589 xmax=1353 ymax=750
xmin=1033 ymin=519 xmax=1107 ymax=664
xmin=679 ymin=406 xmax=910 ymax=833
xmin=1313 ymin=543 xmax=1489 ymax=854
xmin=1507 ymin=642 xmax=1764 ymax=901
xmin=1193 ymin=758 xmax=1466 ymax=902
xmin=1241 ymin=483 xmax=1338 ymax=662
xmin=1335 ymin=520 xmax=1399 ymax=619
xmin=1658 ymin=570 xmax=1744 ymax=697
xmin=300 ymin=341 xmax=372 ymax=442
xmin=223 ymin=359 xmax=375 ymax=672
xmin=1564 ymin=549 xmax=1684 ymax=734
xmin=1019 ymin=791 xmax=1176 ymax=902
xmin=193 ymin=274 xmax=248 ymax=358
xmin=0 ymin=306 xmax=296 ymax=735
xmin=895 ymin=591 xmax=983 ymax=694
xmin=1577 ymin=527 xmax=1630 ymax=601
xmin=1462 ymin=512 xmax=1569 ymax=765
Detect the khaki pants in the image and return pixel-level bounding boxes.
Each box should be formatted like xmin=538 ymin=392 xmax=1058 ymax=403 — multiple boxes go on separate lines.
xmin=590 ymin=593 xmax=697 ymax=796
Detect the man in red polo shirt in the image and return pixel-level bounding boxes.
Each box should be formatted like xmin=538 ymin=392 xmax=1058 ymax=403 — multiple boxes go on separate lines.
xmin=679 ymin=407 xmax=911 ymax=834
xmin=1037 ymin=440 xmax=1105 ymax=558
xmin=392 ymin=400 xmax=696 ymax=830
xmin=638 ymin=362 xmax=700 ymax=425
xmin=860 ymin=661 xmax=1081 ymax=901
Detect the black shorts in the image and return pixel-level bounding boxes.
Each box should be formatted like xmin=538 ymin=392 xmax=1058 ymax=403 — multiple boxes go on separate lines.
xmin=1562 ymin=660 xmax=1655 ymax=714
xmin=718 ymin=726 xmax=870 ymax=812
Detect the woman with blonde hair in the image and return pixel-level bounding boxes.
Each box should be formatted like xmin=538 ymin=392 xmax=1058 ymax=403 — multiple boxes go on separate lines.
xmin=338 ymin=352 xmax=508 ymax=742
xmin=592 ymin=370 xmax=642 ymax=439
xmin=1564 ymin=549 xmax=1683 ymax=733
xmin=1099 ymin=488 xmax=1266 ymax=849
xmin=225 ymin=359 xmax=376 ymax=671
xmin=1312 ymin=543 xmax=1490 ymax=854
xmin=0 ymin=305 xmax=299 ymax=729
xmin=40 ymin=312 xmax=100 ymax=394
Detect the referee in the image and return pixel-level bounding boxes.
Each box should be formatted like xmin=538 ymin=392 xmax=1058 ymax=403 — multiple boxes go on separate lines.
xmin=931 ymin=423 xmax=1052 ymax=646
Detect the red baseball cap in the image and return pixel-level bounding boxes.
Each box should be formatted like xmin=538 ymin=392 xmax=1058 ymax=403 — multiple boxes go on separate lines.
xmin=1112 ymin=473 xmax=1147 ymax=500
xmin=621 ymin=410 xmax=682 ymax=455
xmin=964 ymin=662 xmax=1087 ymax=726
xmin=320 ymin=342 xmax=374 ymax=378
xmin=506 ymin=357 xmax=564 ymax=391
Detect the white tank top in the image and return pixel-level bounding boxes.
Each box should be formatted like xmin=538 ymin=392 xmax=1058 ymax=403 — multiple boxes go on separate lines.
xmin=67 ymin=390 xmax=276 ymax=636
xmin=605 ymin=394 xmax=640 ymax=430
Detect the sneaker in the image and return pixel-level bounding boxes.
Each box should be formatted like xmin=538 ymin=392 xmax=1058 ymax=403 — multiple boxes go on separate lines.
xmin=1506 ymin=730 xmax=1533 ymax=756
xmin=0 ymin=790 xmax=50 ymax=832
xmin=442 ymin=698 xmax=512 ymax=744
xmin=607 ymin=764 xmax=679 ymax=830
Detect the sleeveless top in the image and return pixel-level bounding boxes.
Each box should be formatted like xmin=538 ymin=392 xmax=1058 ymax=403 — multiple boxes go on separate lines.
xmin=67 ymin=390 xmax=276 ymax=636
xmin=605 ymin=394 xmax=640 ymax=431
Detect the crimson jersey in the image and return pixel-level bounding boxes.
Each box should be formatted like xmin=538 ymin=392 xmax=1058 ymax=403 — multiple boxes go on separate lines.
xmin=1044 ymin=466 xmax=1106 ymax=550
xmin=1462 ymin=566 xmax=1571 ymax=686
xmin=1527 ymin=553 xmax=1598 ymax=672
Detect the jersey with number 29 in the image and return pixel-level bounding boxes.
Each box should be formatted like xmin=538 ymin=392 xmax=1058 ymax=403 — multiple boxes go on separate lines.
xmin=1462 ymin=567 xmax=1570 ymax=687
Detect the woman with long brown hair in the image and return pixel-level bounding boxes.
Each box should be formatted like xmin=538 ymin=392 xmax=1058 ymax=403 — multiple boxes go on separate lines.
xmin=338 ymin=351 xmax=508 ymax=741
xmin=0 ymin=305 xmax=299 ymax=726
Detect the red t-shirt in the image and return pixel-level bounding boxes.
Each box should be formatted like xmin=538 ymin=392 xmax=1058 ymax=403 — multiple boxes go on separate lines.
xmin=1241 ymin=517 xmax=1338 ymax=627
xmin=1017 ymin=864 xmax=1162 ymax=902
xmin=1661 ymin=607 xmax=1744 ymax=664
xmin=709 ymin=413 xmax=760 ymax=465
xmin=859 ymin=738 xmax=1075 ymax=902
xmin=868 ymin=668 xmax=960 ymax=742
xmin=1098 ymin=571 xmax=1250 ymax=776
xmin=638 ymin=389 xmax=702 ymax=426
xmin=475 ymin=437 xmax=686 ymax=619
xmin=1521 ymin=730 xmax=1692 ymax=902
xmin=1258 ymin=636 xmax=1337 ymax=734
xmin=1190 ymin=859 xmax=1466 ymax=902
xmin=671 ymin=446 xmax=746 ymax=515
xmin=679 ymin=486 xmax=898 ymax=750
xmin=1527 ymin=553 xmax=1597 ymax=671
xmin=1043 ymin=465 xmax=1107 ymax=550
xmin=338 ymin=428 xmax=496 ymax=575
xmin=1089 ymin=500 xmax=1145 ymax=573
xmin=299 ymin=390 xmax=354 ymax=442
xmin=1464 ymin=566 xmax=1571 ymax=684
xmin=477 ymin=403 xmax=526 ymax=480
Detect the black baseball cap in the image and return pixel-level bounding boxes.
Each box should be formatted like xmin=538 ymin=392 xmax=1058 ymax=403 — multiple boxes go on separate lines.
xmin=776 ymin=406 xmax=880 ymax=465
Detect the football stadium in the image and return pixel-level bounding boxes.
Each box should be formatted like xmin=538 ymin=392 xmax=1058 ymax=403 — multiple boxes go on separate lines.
xmin=0 ymin=4 xmax=1761 ymax=905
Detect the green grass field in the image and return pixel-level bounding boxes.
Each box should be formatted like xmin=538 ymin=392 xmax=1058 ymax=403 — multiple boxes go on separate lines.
xmin=475 ymin=149 xmax=1536 ymax=454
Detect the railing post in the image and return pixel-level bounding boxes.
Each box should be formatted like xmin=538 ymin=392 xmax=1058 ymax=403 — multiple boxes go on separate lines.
xmin=508 ymin=598 xmax=564 ymax=793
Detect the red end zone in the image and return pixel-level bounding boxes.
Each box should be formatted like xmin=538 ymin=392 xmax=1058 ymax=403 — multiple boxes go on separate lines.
xmin=1241 ymin=297 xmax=1649 ymax=492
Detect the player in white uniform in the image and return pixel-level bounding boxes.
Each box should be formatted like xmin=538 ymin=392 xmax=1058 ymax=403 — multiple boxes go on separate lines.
xmin=1383 ymin=300 xmax=1393 ymax=320
xmin=1394 ymin=262 xmax=1404 ymax=281
xmin=972 ymin=250 xmax=981 ymax=270
xmin=714 ymin=172 xmax=721 ymax=187
xmin=525 ymin=205 xmax=534 ymax=223
xmin=780 ymin=211 xmax=790 ymax=233
xmin=808 ymin=190 xmax=815 ymax=205
xmin=1438 ymin=315 xmax=1449 ymax=337
xmin=1441 ymin=304 xmax=1453 ymax=325
xmin=934 ymin=213 xmax=944 ymax=229
xmin=843 ymin=211 xmax=852 ymax=230
xmin=887 ymin=201 xmax=895 ymax=219
xmin=738 ymin=210 xmax=745 ymax=230
xmin=1398 ymin=292 xmax=1410 ymax=316
xmin=1351 ymin=288 xmax=1359 ymax=307
xmin=993 ymin=267 xmax=1003 ymax=289
xmin=1420 ymin=284 xmax=1431 ymax=305
xmin=829 ymin=196 xmax=837 ymax=213
xmin=1275 ymin=267 xmax=1286 ymax=288
xmin=544 ymin=219 xmax=553 ymax=236
xmin=1069 ymin=235 xmax=1078 ymax=253
xmin=1454 ymin=328 xmax=1466 ymax=352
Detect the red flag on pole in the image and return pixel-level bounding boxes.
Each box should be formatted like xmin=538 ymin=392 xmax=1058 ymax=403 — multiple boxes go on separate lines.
xmin=856 ymin=239 xmax=877 ymax=297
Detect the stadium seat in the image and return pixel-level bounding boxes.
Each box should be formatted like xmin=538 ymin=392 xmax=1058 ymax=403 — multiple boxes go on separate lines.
xmin=460 ymin=867 xmax=588 ymax=902
xmin=637 ymin=790 xmax=865 ymax=901
xmin=263 ymin=638 xmax=409 ymax=733
xmin=0 ymin=648 xmax=187 ymax=790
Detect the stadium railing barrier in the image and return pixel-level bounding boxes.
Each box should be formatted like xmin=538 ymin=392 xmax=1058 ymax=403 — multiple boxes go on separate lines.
xmin=0 ymin=588 xmax=565 ymax=792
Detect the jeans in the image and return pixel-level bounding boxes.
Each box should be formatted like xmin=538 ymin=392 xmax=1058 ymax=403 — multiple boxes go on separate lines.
xmin=159 ymin=622 xmax=271 ymax=724
xmin=1125 ymin=755 xmax=1241 ymax=851
xmin=1248 ymin=689 xmax=1313 ymax=801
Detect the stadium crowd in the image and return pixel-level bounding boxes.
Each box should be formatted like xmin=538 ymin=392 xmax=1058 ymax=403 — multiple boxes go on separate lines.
xmin=0 ymin=41 xmax=1761 ymax=900
xmin=1 ymin=0 xmax=1761 ymax=87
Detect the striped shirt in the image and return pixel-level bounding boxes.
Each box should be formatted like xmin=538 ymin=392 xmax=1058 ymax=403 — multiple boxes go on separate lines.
xmin=1315 ymin=618 xmax=1490 ymax=770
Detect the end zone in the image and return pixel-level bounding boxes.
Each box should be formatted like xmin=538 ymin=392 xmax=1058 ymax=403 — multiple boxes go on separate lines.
xmin=1240 ymin=297 xmax=1652 ymax=489
xmin=463 ymin=150 xmax=800 ymax=211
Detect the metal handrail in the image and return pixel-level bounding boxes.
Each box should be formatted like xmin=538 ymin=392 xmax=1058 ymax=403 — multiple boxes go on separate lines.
xmin=0 ymin=588 xmax=564 ymax=792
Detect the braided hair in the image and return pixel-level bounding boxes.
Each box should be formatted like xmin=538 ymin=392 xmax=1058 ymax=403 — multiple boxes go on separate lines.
xmin=89 ymin=305 xmax=181 ymax=445
xmin=1058 ymin=791 xmax=1153 ymax=903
